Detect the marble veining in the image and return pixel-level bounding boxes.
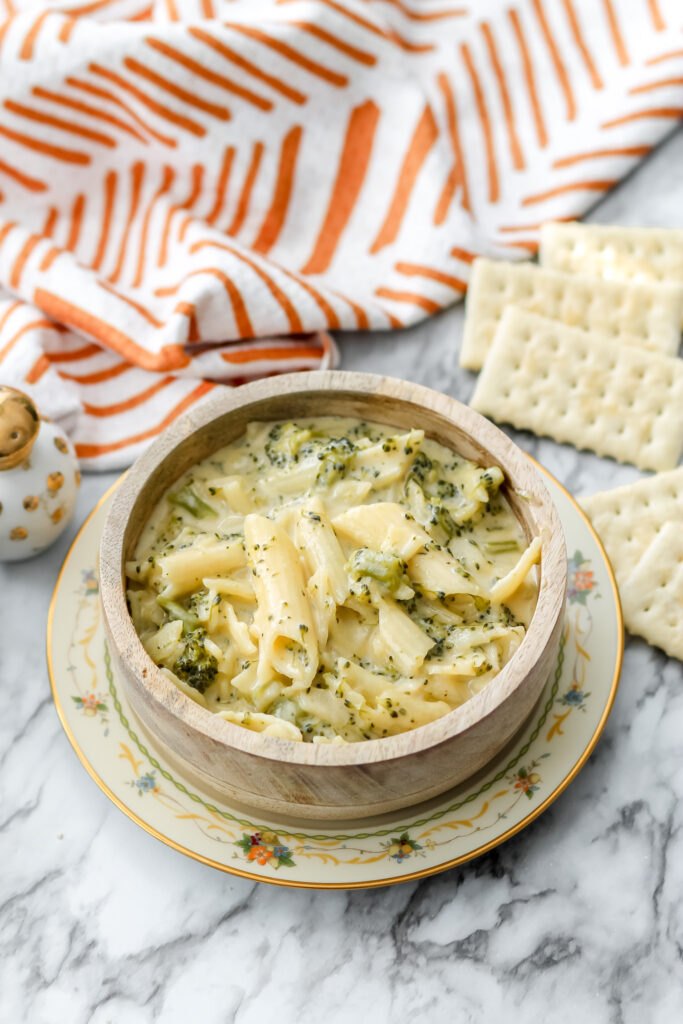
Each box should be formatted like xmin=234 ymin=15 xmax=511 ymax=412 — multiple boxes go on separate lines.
xmin=1 ymin=127 xmax=683 ymax=1023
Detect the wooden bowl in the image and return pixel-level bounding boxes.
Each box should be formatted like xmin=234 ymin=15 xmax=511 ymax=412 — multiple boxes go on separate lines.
xmin=100 ymin=372 xmax=567 ymax=821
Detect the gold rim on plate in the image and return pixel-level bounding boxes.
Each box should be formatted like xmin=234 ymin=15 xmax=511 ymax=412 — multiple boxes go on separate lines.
xmin=46 ymin=459 xmax=624 ymax=889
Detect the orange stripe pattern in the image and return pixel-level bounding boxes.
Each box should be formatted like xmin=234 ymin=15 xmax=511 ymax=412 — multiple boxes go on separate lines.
xmin=0 ymin=0 xmax=678 ymax=467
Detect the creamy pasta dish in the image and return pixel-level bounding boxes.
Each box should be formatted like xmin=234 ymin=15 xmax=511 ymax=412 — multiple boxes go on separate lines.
xmin=126 ymin=418 xmax=540 ymax=744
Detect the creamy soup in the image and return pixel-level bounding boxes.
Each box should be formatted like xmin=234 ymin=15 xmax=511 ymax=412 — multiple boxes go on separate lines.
xmin=126 ymin=418 xmax=540 ymax=743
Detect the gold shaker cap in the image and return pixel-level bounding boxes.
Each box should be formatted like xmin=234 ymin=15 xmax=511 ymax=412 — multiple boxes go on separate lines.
xmin=0 ymin=386 xmax=40 ymax=470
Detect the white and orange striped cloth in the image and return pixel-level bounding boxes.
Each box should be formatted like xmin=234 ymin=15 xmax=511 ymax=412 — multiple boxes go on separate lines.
xmin=0 ymin=0 xmax=681 ymax=468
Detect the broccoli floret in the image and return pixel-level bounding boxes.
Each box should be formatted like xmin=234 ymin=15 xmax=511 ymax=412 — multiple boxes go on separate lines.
xmin=484 ymin=539 xmax=520 ymax=555
xmin=408 ymin=453 xmax=504 ymax=534
xmin=265 ymin=697 xmax=299 ymax=724
xmin=172 ymin=628 xmax=218 ymax=693
xmin=407 ymin=452 xmax=457 ymax=501
xmin=265 ymin=422 xmax=312 ymax=467
xmin=428 ymin=503 xmax=458 ymax=541
xmin=264 ymin=425 xmax=356 ymax=484
xmin=156 ymin=595 xmax=199 ymax=630
xmin=168 ymin=483 xmax=215 ymax=519
xmin=316 ymin=436 xmax=356 ymax=485
xmin=348 ymin=548 xmax=410 ymax=596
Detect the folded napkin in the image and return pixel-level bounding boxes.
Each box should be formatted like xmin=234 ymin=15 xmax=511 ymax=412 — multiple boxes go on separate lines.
xmin=0 ymin=0 xmax=680 ymax=467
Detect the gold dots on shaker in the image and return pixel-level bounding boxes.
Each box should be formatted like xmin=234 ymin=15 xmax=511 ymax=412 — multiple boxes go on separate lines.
xmin=54 ymin=437 xmax=69 ymax=455
xmin=10 ymin=526 xmax=27 ymax=541
xmin=23 ymin=495 xmax=39 ymax=511
xmin=47 ymin=471 xmax=64 ymax=492
xmin=51 ymin=506 xmax=64 ymax=524
xmin=75 ymin=469 xmax=81 ymax=487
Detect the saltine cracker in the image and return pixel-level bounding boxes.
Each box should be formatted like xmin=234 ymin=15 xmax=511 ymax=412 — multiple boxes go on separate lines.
xmin=539 ymin=223 xmax=683 ymax=314
xmin=469 ymin=308 xmax=683 ymax=472
xmin=460 ymin=258 xmax=683 ymax=370
xmin=580 ymin=468 xmax=683 ymax=587
xmin=619 ymin=522 xmax=683 ymax=661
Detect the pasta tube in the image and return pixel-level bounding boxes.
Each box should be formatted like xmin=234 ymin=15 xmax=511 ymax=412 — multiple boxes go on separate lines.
xmin=245 ymin=514 xmax=319 ymax=687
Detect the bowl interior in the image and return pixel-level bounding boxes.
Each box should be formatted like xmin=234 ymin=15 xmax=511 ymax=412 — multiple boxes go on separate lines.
xmin=100 ymin=371 xmax=567 ymax=767
xmin=122 ymin=386 xmax=539 ymax=553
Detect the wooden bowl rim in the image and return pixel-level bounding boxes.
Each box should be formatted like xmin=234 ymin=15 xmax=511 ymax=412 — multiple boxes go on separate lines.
xmin=99 ymin=371 xmax=567 ymax=768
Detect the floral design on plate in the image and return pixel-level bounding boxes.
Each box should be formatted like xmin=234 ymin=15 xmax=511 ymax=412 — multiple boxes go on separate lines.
xmin=131 ymin=771 xmax=160 ymax=797
xmin=384 ymin=833 xmax=423 ymax=862
xmin=236 ymin=832 xmax=295 ymax=869
xmin=81 ymin=569 xmax=99 ymax=596
xmin=507 ymin=754 xmax=550 ymax=799
xmin=47 ymin=470 xmax=622 ymax=887
xmin=567 ymin=550 xmax=598 ymax=605
xmin=557 ymin=683 xmax=591 ymax=712
xmin=71 ymin=692 xmax=108 ymax=719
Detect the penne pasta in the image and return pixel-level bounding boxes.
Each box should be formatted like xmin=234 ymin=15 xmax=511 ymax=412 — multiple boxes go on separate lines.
xmin=245 ymin=514 xmax=318 ymax=688
xmin=296 ymin=497 xmax=349 ymax=605
xmin=157 ymin=538 xmax=246 ymax=599
xmin=375 ymin=595 xmax=435 ymax=675
xmin=202 ymin=576 xmax=256 ymax=602
xmin=407 ymin=548 xmax=483 ymax=597
xmin=489 ymin=536 xmax=542 ymax=604
xmin=127 ymin=418 xmax=538 ymax=743
xmin=332 ymin=502 xmax=430 ymax=560
xmin=209 ymin=476 xmax=255 ymax=514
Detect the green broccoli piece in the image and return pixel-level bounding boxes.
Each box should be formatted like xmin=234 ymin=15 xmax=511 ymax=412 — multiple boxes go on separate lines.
xmin=427 ymin=503 xmax=457 ymax=541
xmin=172 ymin=628 xmax=218 ymax=694
xmin=484 ymin=539 xmax=520 ymax=554
xmin=265 ymin=422 xmax=312 ymax=467
xmin=348 ymin=548 xmax=410 ymax=596
xmin=168 ymin=483 xmax=215 ymax=519
xmin=316 ymin=436 xmax=356 ymax=485
xmin=408 ymin=453 xmax=504 ymax=534
xmin=407 ymin=452 xmax=457 ymax=501
xmin=265 ymin=697 xmax=299 ymax=724
xmin=156 ymin=595 xmax=199 ymax=631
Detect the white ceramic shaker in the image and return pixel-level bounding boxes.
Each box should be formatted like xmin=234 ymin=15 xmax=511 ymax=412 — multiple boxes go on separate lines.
xmin=0 ymin=385 xmax=80 ymax=561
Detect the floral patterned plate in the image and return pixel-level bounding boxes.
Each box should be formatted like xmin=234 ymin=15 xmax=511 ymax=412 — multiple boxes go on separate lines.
xmin=47 ymin=466 xmax=623 ymax=889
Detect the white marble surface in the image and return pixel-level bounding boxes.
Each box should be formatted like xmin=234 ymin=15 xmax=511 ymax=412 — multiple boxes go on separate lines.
xmin=2 ymin=126 xmax=683 ymax=1024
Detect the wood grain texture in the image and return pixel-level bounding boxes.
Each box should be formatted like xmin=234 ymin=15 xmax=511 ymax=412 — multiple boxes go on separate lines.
xmin=99 ymin=371 xmax=567 ymax=820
